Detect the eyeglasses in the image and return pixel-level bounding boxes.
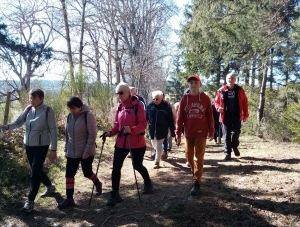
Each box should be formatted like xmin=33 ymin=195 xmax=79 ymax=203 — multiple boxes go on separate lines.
xmin=115 ymin=91 xmax=124 ymax=95
xmin=153 ymin=98 xmax=160 ymax=101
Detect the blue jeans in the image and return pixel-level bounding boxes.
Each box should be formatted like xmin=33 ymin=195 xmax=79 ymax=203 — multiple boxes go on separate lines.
xmin=25 ymin=145 xmax=51 ymax=201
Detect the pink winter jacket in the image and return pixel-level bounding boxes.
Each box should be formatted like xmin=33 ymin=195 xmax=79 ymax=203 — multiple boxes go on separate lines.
xmin=109 ymin=95 xmax=147 ymax=149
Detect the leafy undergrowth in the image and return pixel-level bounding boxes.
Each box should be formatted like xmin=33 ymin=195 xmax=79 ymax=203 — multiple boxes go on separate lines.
xmin=0 ymin=134 xmax=300 ymax=227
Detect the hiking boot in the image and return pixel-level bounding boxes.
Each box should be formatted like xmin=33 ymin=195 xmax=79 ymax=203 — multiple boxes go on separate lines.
xmin=190 ymin=183 xmax=200 ymax=196
xmin=20 ymin=200 xmax=34 ymax=213
xmin=106 ymin=191 xmax=123 ymax=206
xmin=224 ymin=154 xmax=231 ymax=161
xmin=40 ymin=184 xmax=56 ymax=197
xmin=142 ymin=180 xmax=153 ymax=194
xmin=95 ymin=182 xmax=102 ymax=195
xmin=57 ymin=199 xmax=75 ymax=210
xmin=233 ymin=148 xmax=240 ymax=157
xmin=161 ymin=152 xmax=168 ymax=161
xmin=153 ymin=162 xmax=160 ymax=169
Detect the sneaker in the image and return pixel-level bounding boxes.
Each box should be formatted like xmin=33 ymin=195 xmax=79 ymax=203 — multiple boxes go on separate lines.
xmin=95 ymin=182 xmax=102 ymax=195
xmin=106 ymin=191 xmax=123 ymax=206
xmin=57 ymin=199 xmax=75 ymax=210
xmin=233 ymin=148 xmax=240 ymax=157
xmin=40 ymin=185 xmax=56 ymax=197
xmin=20 ymin=200 xmax=34 ymax=213
xmin=167 ymin=148 xmax=171 ymax=152
xmin=190 ymin=183 xmax=200 ymax=196
xmin=186 ymin=161 xmax=191 ymax=167
xmin=161 ymin=152 xmax=168 ymax=161
xmin=224 ymin=154 xmax=231 ymax=161
xmin=142 ymin=180 xmax=153 ymax=194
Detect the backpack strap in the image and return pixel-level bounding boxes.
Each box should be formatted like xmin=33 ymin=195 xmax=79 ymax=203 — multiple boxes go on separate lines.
xmin=24 ymin=105 xmax=32 ymax=120
xmin=45 ymin=106 xmax=51 ymax=121
xmin=25 ymin=105 xmax=50 ymax=121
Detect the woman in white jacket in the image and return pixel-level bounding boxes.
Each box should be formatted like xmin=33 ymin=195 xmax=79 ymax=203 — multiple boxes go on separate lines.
xmin=0 ymin=88 xmax=57 ymax=212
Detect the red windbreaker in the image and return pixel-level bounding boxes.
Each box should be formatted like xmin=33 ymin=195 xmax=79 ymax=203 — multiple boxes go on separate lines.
xmin=214 ymin=84 xmax=249 ymax=123
xmin=109 ymin=96 xmax=147 ymax=149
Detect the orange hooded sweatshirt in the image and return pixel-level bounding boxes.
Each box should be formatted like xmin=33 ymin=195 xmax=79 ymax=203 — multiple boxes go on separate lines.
xmin=176 ymin=92 xmax=214 ymax=138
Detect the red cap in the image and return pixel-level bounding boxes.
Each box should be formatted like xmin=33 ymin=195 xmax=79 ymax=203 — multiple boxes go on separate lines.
xmin=187 ymin=75 xmax=201 ymax=82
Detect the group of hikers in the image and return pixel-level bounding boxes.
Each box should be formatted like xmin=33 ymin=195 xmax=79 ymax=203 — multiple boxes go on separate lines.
xmin=0 ymin=72 xmax=248 ymax=213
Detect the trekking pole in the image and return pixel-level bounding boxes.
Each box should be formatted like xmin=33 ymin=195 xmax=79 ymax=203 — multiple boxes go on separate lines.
xmin=88 ymin=132 xmax=107 ymax=207
xmin=126 ymin=134 xmax=142 ymax=206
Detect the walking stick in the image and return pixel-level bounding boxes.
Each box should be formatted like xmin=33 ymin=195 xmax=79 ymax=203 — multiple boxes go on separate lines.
xmin=126 ymin=134 xmax=142 ymax=206
xmin=88 ymin=132 xmax=106 ymax=207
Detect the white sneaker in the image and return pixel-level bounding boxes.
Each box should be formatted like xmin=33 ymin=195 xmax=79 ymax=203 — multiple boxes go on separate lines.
xmin=40 ymin=185 xmax=56 ymax=197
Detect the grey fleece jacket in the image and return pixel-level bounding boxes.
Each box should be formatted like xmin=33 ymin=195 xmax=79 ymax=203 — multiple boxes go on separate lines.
xmin=64 ymin=104 xmax=97 ymax=158
xmin=8 ymin=103 xmax=58 ymax=150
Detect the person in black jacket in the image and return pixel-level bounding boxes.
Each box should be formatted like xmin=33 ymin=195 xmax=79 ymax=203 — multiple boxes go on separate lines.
xmin=146 ymin=90 xmax=175 ymax=169
xmin=212 ymin=101 xmax=222 ymax=144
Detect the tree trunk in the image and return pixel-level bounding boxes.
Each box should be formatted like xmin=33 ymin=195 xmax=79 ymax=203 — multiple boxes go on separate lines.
xmin=108 ymin=46 xmax=112 ymax=86
xmin=79 ymin=0 xmax=87 ymax=77
xmin=269 ymin=50 xmax=274 ymax=90
xmin=60 ymin=0 xmax=75 ymax=88
xmin=251 ymin=55 xmax=256 ymax=87
xmin=244 ymin=60 xmax=250 ymax=85
xmin=114 ymin=34 xmax=121 ymax=85
xmin=223 ymin=65 xmax=229 ymax=84
xmin=257 ymin=63 xmax=268 ymax=124
xmin=3 ymin=92 xmax=11 ymax=125
xmin=285 ymin=70 xmax=289 ymax=85
xmin=94 ymin=41 xmax=101 ymax=82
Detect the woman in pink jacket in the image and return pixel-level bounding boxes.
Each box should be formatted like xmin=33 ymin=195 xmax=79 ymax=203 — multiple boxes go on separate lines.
xmin=105 ymin=82 xmax=153 ymax=206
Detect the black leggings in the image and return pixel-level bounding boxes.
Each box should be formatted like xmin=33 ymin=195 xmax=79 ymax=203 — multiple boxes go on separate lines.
xmin=66 ymin=156 xmax=95 ymax=178
xmin=112 ymin=146 xmax=150 ymax=192
xmin=65 ymin=156 xmax=100 ymax=199
xmin=26 ymin=145 xmax=51 ymax=201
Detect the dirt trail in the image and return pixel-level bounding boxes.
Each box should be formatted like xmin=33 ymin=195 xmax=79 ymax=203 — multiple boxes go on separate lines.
xmin=1 ymin=135 xmax=300 ymax=227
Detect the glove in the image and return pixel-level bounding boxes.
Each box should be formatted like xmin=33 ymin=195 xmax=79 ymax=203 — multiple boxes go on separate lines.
xmin=100 ymin=131 xmax=108 ymax=142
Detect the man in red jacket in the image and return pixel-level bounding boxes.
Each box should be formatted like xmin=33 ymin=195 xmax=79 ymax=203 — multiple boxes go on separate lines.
xmin=176 ymin=75 xmax=214 ymax=196
xmin=214 ymin=72 xmax=249 ymax=161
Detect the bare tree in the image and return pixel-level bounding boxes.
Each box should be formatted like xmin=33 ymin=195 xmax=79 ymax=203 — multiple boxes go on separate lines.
xmin=0 ymin=0 xmax=56 ymax=100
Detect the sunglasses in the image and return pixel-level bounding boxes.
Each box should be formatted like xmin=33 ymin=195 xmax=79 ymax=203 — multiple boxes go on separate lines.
xmin=115 ymin=91 xmax=124 ymax=95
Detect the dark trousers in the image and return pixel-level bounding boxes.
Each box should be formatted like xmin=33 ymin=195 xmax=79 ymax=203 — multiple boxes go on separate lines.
xmin=65 ymin=156 xmax=97 ymax=198
xmin=25 ymin=145 xmax=51 ymax=201
xmin=163 ymin=137 xmax=168 ymax=152
xmin=66 ymin=156 xmax=95 ymax=178
xmin=222 ymin=118 xmax=241 ymax=155
xmin=112 ymin=146 xmax=150 ymax=192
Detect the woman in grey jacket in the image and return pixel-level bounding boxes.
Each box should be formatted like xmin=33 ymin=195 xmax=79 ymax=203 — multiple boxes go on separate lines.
xmin=0 ymin=88 xmax=58 ymax=213
xmin=57 ymin=97 xmax=102 ymax=209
